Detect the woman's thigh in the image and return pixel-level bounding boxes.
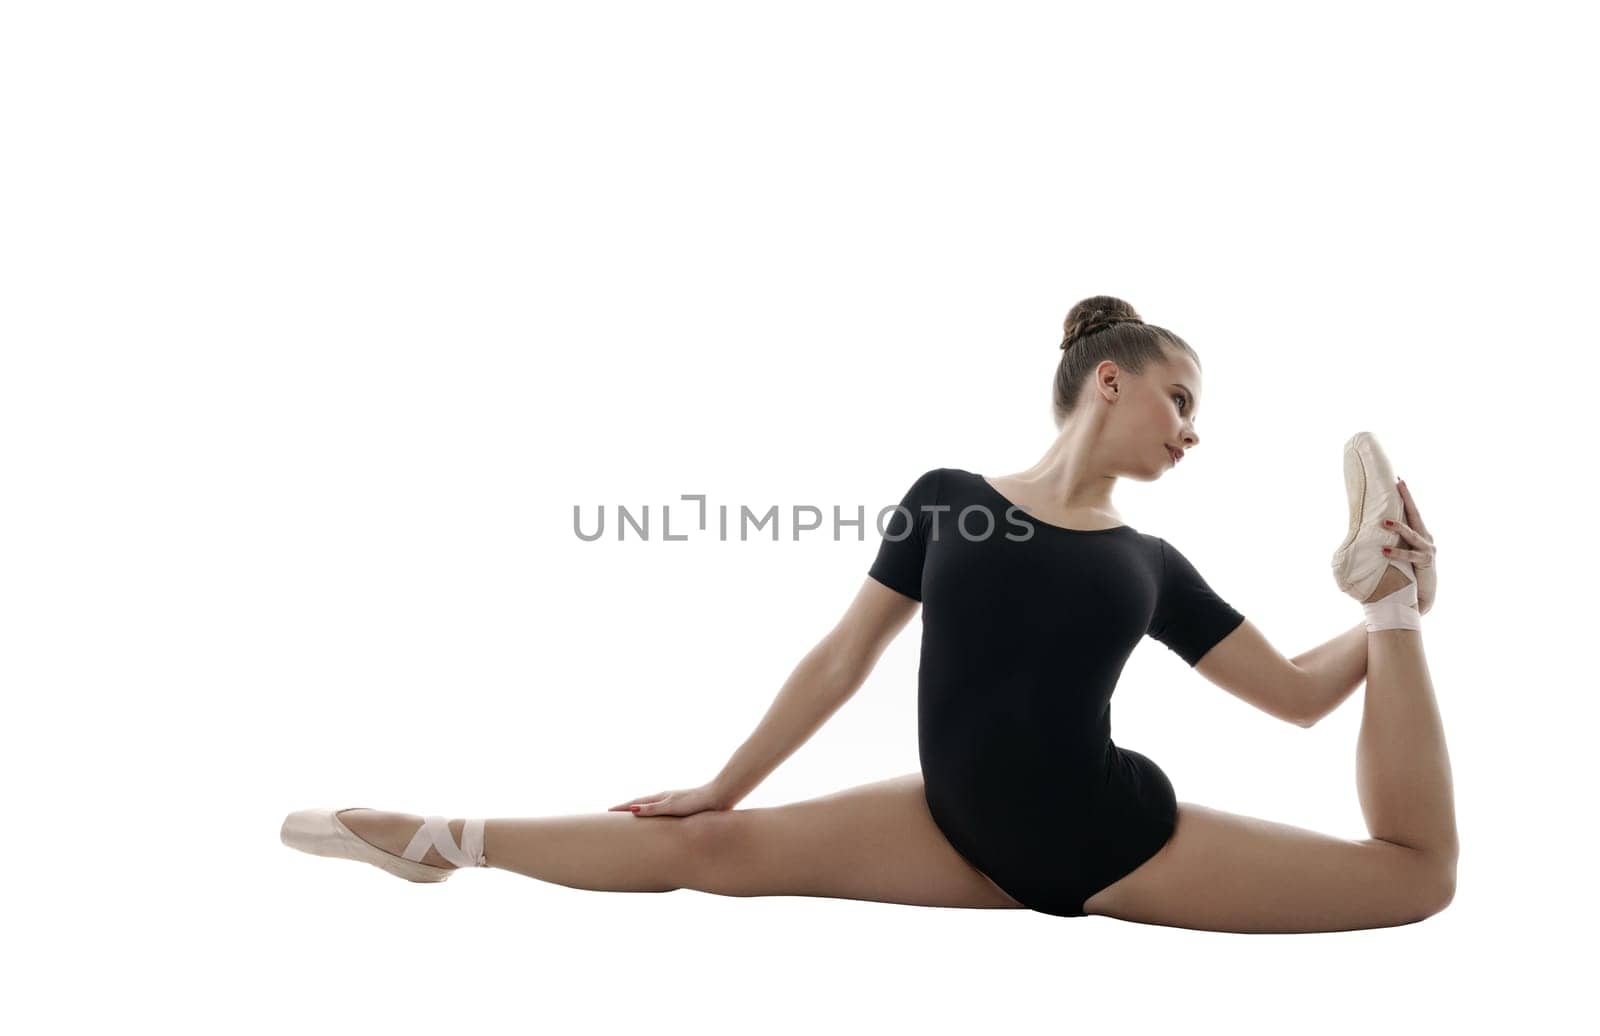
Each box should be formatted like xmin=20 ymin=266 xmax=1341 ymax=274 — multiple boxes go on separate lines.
xmin=687 ymin=773 xmax=1026 ymax=910
xmin=1081 ymin=801 xmax=1456 ymax=933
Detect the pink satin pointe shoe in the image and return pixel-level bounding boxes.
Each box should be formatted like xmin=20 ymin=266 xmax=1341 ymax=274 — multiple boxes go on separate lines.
xmin=1331 ymin=430 xmax=1416 ymax=602
xmin=280 ymin=808 xmax=487 ymax=882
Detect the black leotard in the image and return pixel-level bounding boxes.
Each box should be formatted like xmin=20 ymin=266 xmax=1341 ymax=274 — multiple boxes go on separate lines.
xmin=867 ymin=467 xmax=1246 ymax=917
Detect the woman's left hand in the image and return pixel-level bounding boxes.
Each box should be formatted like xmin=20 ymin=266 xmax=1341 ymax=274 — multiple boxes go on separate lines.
xmin=1387 ymin=478 xmax=1438 ymax=615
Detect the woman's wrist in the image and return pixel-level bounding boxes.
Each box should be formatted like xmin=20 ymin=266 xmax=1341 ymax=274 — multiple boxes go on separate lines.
xmin=1293 ymin=622 xmax=1369 ymax=723
xmin=707 ymin=778 xmax=743 ymax=811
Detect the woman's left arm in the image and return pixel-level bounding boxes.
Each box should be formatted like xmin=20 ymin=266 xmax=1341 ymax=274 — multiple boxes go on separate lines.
xmin=1292 ymin=622 xmax=1368 ymax=726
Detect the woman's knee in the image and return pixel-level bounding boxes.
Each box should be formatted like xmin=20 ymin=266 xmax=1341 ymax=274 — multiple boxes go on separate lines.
xmin=673 ymin=809 xmax=753 ymax=888
xmin=1418 ymin=850 xmax=1457 ymax=919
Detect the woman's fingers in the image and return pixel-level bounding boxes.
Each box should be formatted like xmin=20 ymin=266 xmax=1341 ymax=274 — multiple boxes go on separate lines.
xmin=609 ymin=792 xmax=668 ymax=811
xmin=1397 ymin=479 xmax=1429 ymax=533
xmin=613 ymin=785 xmax=726 ymax=818
xmin=1383 ymin=517 xmax=1432 ymax=550
xmin=1383 ymin=511 xmax=1436 ymax=574
xmin=1382 ymin=528 xmax=1435 ymax=566
xmin=633 ymin=794 xmax=675 ymax=816
xmin=1393 ymin=477 xmax=1438 ymax=614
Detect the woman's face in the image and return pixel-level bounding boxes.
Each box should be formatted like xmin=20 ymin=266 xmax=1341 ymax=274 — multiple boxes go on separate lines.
xmin=1107 ymin=351 xmax=1203 ymax=480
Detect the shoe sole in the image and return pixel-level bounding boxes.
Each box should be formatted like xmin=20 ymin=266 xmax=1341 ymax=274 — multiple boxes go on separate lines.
xmin=280 ymin=808 xmax=456 ymax=883
xmin=1336 ymin=437 xmax=1366 ymax=554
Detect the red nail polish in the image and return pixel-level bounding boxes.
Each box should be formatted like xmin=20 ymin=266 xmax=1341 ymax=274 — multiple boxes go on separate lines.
xmin=1382 ymin=547 xmax=1391 ymax=554
xmin=1383 ymin=520 xmax=1392 ymax=526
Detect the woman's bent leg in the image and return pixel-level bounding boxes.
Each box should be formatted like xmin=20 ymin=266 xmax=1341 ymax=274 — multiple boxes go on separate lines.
xmin=1081 ymin=624 xmax=1458 ymax=932
xmin=1358 ymin=628 xmax=1459 ymax=863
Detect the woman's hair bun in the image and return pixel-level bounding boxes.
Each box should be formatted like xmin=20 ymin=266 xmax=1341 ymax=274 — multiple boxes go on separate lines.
xmin=1061 ymin=296 xmax=1143 ymax=349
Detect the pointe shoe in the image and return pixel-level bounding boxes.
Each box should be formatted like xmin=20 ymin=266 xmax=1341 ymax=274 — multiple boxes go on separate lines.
xmin=280 ymin=808 xmax=487 ymax=882
xmin=1331 ymin=431 xmax=1416 ymax=602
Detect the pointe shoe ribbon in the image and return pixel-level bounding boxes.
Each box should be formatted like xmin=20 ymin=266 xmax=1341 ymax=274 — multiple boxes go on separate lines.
xmin=404 ymin=815 xmax=487 ymax=869
xmin=1362 ymin=575 xmax=1422 ymax=632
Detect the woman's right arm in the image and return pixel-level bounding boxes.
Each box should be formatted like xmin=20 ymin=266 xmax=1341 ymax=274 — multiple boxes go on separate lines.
xmin=702 ymin=576 xmax=919 ymax=810
xmin=615 ymin=468 xmax=937 ymax=817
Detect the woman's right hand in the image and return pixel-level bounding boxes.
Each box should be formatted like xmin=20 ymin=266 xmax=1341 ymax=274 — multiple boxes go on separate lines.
xmin=609 ymin=783 xmax=730 ymax=818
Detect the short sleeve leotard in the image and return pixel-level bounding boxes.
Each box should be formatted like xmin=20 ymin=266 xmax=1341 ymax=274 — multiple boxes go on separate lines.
xmin=867 ymin=467 xmax=1246 ymax=917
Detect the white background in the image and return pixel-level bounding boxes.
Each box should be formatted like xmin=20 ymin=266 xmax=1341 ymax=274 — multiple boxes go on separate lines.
xmin=4 ymin=1 xmax=1593 ymax=1032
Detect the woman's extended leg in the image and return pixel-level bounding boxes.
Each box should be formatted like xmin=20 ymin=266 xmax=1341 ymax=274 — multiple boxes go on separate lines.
xmin=340 ymin=774 xmax=1026 ymax=909
xmin=1081 ymin=603 xmax=1459 ymax=932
